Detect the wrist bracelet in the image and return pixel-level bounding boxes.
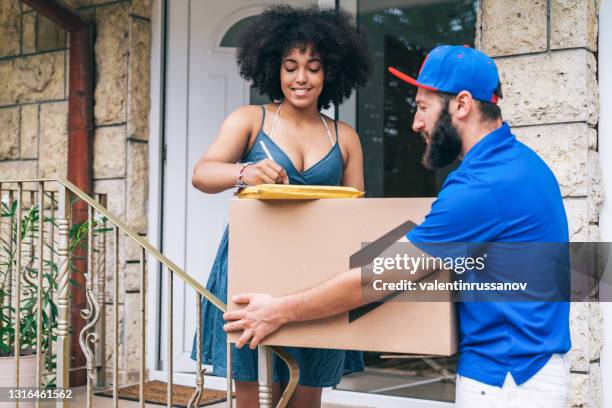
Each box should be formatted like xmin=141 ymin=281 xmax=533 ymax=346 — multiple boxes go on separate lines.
xmin=236 ymin=162 xmax=253 ymax=186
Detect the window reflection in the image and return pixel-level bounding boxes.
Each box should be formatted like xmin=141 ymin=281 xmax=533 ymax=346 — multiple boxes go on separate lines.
xmin=356 ymin=0 xmax=478 ymax=198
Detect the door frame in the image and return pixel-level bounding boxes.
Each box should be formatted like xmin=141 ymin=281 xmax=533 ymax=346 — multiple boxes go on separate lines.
xmin=147 ymin=0 xmax=453 ymax=406
xmin=147 ymin=0 xmax=166 ymax=375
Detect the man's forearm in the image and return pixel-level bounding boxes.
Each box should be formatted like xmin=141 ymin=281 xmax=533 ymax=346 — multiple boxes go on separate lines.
xmin=277 ymin=267 xmax=365 ymax=323
xmin=273 ymin=240 xmax=441 ymax=324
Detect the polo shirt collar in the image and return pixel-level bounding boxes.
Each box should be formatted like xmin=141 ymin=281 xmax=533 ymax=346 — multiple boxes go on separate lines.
xmin=461 ymin=122 xmax=513 ymax=165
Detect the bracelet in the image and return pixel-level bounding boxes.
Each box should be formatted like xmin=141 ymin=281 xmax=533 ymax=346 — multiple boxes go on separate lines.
xmin=236 ymin=162 xmax=253 ymax=186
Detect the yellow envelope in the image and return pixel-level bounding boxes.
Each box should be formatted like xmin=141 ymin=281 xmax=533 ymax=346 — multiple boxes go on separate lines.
xmin=237 ymin=184 xmax=365 ymax=199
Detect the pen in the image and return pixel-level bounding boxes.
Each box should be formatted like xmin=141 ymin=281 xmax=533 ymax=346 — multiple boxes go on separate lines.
xmin=259 ymin=140 xmax=274 ymax=161
xmin=259 ymin=140 xmax=289 ymax=184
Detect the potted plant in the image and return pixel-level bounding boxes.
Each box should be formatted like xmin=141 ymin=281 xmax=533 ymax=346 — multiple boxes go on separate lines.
xmin=0 ymin=197 xmax=56 ymax=394
xmin=0 ymin=194 xmax=96 ymax=394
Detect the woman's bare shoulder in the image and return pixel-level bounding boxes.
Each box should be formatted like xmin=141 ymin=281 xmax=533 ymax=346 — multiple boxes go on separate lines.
xmin=335 ymin=120 xmax=361 ymax=148
xmin=226 ymin=105 xmax=263 ymax=128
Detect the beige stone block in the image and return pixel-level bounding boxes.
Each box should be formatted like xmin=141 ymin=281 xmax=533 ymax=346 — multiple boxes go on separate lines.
xmin=589 ymin=362 xmax=603 ymax=408
xmin=589 ymin=302 xmax=603 ymax=361
xmin=587 ymin=151 xmax=602 ymax=223
xmin=0 ymin=107 xmax=20 ymax=160
xmin=124 ymin=236 xmax=147 ymax=263
xmin=94 ymin=178 xmax=126 ymax=219
xmin=497 ymin=50 xmax=598 ymax=127
xmin=587 ymin=224 xmax=601 ymax=241
xmin=126 ymin=142 xmax=148 ymax=234
xmin=103 ymin=303 xmax=125 ymax=372
xmin=130 ymin=0 xmax=152 ymax=19
xmin=124 ymin=292 xmax=146 ymax=372
xmin=0 ymin=0 xmax=20 ymax=57
xmin=93 ymin=125 xmax=126 ymax=178
xmin=124 ymin=261 xmax=146 ymax=292
xmin=551 ymin=0 xmax=598 ymax=51
xmin=515 ymin=123 xmax=593 ymax=197
xmin=569 ymin=372 xmax=589 ymax=407
xmin=564 ymin=198 xmax=588 ymax=241
xmin=476 ymin=0 xmax=546 ymax=57
xmin=37 ymin=14 xmax=67 ymax=51
xmin=101 ymin=369 xmax=140 ymax=388
xmin=588 ymin=127 xmax=598 ymax=148
xmin=0 ymin=52 xmax=65 ymax=105
xmin=0 ymin=160 xmax=37 ymax=180
xmin=22 ymin=12 xmax=36 ymax=54
xmin=39 ymin=102 xmax=68 ymax=178
xmin=94 ymin=3 xmax=129 ymax=125
xmin=102 ymin=234 xmax=126 ymax=305
xmin=569 ymin=302 xmax=589 ymax=371
xmin=586 ymin=50 xmax=599 ymax=126
xmin=127 ymin=17 xmax=151 ymax=141
xmin=20 ymin=104 xmax=39 ymax=159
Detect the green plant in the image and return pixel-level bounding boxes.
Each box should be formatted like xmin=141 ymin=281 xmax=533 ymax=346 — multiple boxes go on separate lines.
xmin=0 ymin=193 xmax=108 ymax=386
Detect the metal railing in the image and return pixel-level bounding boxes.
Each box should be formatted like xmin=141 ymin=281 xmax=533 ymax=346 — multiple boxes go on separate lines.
xmin=0 ymin=178 xmax=298 ymax=407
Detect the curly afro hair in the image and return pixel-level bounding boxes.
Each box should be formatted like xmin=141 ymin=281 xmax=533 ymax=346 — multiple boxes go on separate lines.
xmin=236 ymin=5 xmax=372 ymax=110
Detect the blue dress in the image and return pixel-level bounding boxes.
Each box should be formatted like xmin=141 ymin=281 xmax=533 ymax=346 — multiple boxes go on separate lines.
xmin=191 ymin=106 xmax=364 ymax=387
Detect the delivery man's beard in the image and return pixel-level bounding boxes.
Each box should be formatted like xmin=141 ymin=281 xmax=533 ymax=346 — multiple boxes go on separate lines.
xmin=422 ymin=105 xmax=462 ymax=170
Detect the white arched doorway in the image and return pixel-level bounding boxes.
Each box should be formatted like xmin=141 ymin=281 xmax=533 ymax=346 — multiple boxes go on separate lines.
xmin=156 ymin=0 xmax=316 ymax=379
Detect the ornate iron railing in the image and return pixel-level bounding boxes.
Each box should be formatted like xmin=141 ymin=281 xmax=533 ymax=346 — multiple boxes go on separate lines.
xmin=0 ymin=178 xmax=298 ymax=407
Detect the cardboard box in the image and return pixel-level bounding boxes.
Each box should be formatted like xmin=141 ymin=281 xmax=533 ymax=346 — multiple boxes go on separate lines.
xmin=228 ymin=198 xmax=458 ymax=355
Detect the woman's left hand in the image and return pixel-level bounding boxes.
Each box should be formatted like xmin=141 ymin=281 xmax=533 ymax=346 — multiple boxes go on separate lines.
xmin=223 ymin=293 xmax=288 ymax=349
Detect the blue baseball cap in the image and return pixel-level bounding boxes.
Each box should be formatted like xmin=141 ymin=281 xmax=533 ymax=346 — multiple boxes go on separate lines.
xmin=388 ymin=45 xmax=500 ymax=104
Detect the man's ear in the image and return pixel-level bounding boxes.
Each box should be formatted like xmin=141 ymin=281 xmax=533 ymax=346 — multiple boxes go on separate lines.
xmin=453 ymin=90 xmax=473 ymax=120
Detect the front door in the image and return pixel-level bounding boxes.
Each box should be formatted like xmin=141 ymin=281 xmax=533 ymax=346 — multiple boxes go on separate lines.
xmin=160 ymin=1 xmax=474 ymax=406
xmin=161 ymin=0 xmax=316 ymax=374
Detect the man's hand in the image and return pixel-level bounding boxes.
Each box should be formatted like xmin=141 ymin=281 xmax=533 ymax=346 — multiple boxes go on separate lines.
xmin=223 ymin=293 xmax=289 ymax=349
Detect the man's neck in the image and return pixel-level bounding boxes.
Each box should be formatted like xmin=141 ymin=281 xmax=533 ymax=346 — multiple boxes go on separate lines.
xmin=460 ymin=119 xmax=503 ymax=158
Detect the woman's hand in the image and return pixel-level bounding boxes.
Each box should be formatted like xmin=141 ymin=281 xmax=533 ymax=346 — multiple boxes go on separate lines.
xmin=242 ymin=159 xmax=289 ymax=185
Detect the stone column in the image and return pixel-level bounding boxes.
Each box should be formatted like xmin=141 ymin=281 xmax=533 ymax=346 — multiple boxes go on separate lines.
xmin=477 ymin=1 xmax=603 ymax=406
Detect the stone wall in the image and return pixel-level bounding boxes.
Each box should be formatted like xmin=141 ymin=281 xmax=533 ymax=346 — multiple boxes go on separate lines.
xmin=1 ymin=0 xmax=605 ymax=402
xmin=0 ymin=0 xmax=152 ymax=385
xmin=477 ymin=0 xmax=603 ymax=406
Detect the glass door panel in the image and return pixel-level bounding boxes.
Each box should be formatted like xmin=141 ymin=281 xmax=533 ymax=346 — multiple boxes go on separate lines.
xmin=337 ymin=0 xmax=477 ymax=403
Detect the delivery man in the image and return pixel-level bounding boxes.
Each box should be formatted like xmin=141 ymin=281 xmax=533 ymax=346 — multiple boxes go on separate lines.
xmin=223 ymin=45 xmax=571 ymax=407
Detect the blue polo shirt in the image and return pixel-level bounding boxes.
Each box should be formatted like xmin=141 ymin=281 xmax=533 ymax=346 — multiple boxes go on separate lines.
xmin=407 ymin=122 xmax=571 ymax=386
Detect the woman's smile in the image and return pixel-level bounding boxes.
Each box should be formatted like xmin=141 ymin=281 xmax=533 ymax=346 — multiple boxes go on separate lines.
xmin=291 ymin=86 xmax=313 ymax=96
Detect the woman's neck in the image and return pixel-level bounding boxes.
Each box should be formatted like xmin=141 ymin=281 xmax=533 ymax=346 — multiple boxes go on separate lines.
xmin=279 ymin=100 xmax=320 ymax=124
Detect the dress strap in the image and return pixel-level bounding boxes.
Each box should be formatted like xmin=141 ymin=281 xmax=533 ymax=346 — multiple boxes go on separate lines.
xmin=320 ymin=115 xmax=335 ymax=146
xmin=270 ymin=104 xmax=282 ymax=139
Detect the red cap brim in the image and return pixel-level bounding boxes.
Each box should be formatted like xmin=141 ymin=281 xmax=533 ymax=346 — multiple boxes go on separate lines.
xmin=388 ymin=67 xmax=438 ymax=92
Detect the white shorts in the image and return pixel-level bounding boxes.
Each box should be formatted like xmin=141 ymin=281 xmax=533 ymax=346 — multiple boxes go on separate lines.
xmin=455 ymin=354 xmax=570 ymax=408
